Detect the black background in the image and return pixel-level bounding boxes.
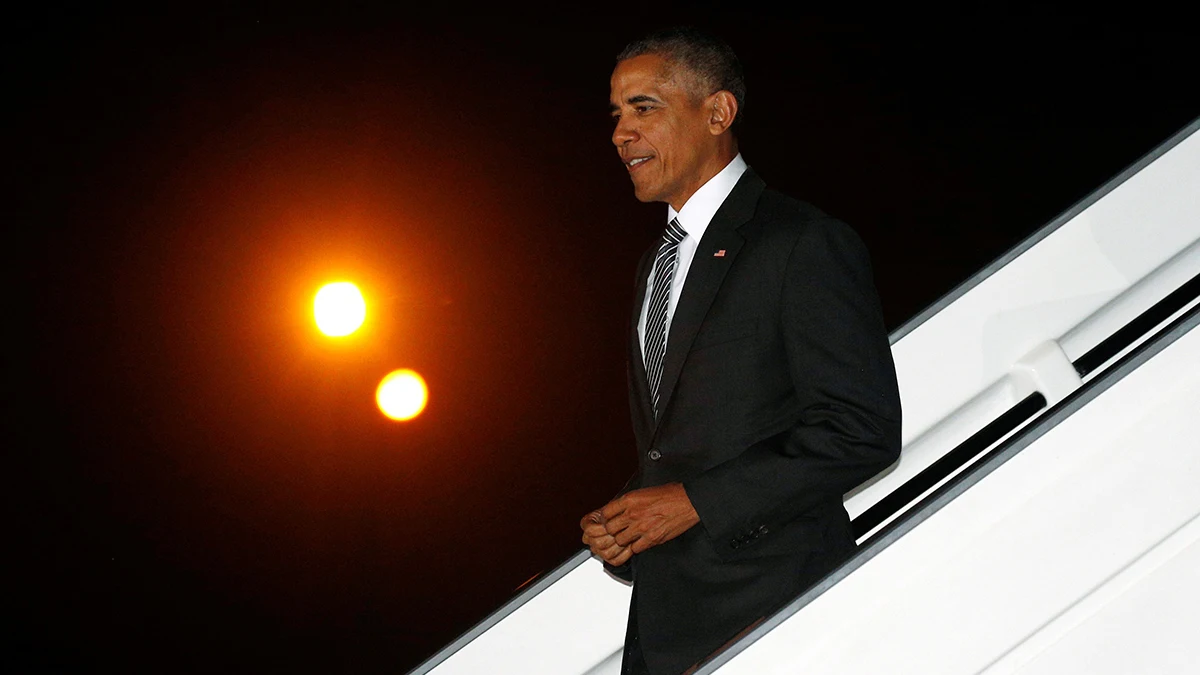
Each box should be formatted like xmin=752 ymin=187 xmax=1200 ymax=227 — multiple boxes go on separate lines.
xmin=11 ymin=5 xmax=1197 ymax=673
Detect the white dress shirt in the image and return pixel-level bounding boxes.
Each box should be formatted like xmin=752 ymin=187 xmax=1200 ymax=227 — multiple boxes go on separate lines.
xmin=638 ymin=153 xmax=748 ymax=358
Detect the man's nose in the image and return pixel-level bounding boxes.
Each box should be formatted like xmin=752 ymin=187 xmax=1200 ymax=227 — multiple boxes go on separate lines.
xmin=612 ymin=117 xmax=638 ymax=147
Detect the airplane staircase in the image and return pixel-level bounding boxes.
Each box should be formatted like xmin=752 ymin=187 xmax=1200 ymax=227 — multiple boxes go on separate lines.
xmin=412 ymin=116 xmax=1200 ymax=675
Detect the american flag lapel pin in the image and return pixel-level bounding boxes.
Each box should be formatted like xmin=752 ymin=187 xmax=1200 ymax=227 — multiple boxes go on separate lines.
xmin=713 ymin=249 xmax=726 ymax=257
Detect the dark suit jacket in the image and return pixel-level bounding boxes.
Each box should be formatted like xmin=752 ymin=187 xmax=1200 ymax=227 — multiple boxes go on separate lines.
xmin=616 ymin=169 xmax=902 ymax=675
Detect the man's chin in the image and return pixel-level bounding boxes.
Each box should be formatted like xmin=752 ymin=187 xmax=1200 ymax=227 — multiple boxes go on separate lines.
xmin=631 ymin=183 xmax=661 ymax=204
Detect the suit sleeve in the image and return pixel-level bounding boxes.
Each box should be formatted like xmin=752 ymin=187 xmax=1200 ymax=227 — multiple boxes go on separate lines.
xmin=682 ymin=217 xmax=902 ymax=547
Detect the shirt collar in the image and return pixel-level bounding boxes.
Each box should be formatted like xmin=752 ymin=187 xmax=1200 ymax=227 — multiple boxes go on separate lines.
xmin=667 ymin=153 xmax=748 ymax=240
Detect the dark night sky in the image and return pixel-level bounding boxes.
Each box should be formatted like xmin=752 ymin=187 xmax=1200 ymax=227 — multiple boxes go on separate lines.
xmin=11 ymin=6 xmax=1197 ymax=673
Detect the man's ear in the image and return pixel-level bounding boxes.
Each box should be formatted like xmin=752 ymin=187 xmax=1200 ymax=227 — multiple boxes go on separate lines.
xmin=706 ymin=90 xmax=738 ymax=135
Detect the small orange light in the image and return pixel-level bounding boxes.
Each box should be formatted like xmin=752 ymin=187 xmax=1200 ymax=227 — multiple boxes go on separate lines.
xmin=376 ymin=369 xmax=428 ymax=421
xmin=314 ymin=282 xmax=366 ymax=337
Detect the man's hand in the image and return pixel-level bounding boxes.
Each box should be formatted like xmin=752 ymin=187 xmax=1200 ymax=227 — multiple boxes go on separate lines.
xmin=600 ymin=483 xmax=700 ymax=554
xmin=581 ymin=510 xmax=633 ymax=567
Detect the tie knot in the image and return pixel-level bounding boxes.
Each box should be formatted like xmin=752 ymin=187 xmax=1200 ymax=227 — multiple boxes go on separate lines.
xmin=662 ymin=218 xmax=687 ymax=246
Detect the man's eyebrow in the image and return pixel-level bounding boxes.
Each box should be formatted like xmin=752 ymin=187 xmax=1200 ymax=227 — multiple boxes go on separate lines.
xmin=609 ymin=94 xmax=664 ymax=113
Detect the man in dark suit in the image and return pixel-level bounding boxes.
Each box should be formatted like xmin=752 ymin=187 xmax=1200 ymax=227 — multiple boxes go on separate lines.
xmin=580 ymin=28 xmax=902 ymax=675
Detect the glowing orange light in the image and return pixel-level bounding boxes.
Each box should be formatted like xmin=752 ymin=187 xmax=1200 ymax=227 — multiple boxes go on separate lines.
xmin=314 ymin=282 xmax=366 ymax=337
xmin=376 ymin=369 xmax=428 ymax=421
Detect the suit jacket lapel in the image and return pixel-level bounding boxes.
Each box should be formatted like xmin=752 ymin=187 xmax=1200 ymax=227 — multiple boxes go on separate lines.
xmin=629 ymin=244 xmax=657 ymax=443
xmin=653 ymin=170 xmax=765 ymax=432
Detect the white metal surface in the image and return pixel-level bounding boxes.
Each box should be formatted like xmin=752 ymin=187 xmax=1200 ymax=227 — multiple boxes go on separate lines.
xmin=712 ymin=317 xmax=1200 ymax=675
xmin=891 ymin=126 xmax=1200 ymax=446
xmin=845 ymin=125 xmax=1200 ymax=520
xmin=984 ymin=514 xmax=1200 ymax=675
xmin=427 ymin=557 xmax=630 ymax=674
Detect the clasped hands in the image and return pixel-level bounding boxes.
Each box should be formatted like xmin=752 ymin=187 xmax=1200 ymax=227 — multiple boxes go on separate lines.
xmin=580 ymin=482 xmax=700 ymax=567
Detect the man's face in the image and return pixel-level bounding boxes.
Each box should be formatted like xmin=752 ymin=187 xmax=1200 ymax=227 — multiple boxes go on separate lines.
xmin=610 ymin=54 xmax=714 ymax=210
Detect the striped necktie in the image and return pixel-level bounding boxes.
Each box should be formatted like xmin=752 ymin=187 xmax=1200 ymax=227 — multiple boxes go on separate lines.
xmin=645 ymin=217 xmax=687 ymax=417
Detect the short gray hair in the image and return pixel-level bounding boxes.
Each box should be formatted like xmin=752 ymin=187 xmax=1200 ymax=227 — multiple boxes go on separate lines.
xmin=617 ymin=27 xmax=746 ymax=132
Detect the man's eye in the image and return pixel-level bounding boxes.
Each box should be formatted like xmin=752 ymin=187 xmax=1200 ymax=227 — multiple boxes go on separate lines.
xmin=636 ymin=105 xmax=652 ymax=113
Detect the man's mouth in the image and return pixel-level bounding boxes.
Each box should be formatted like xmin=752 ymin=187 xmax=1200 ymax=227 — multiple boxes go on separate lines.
xmin=625 ymin=156 xmax=653 ymax=172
